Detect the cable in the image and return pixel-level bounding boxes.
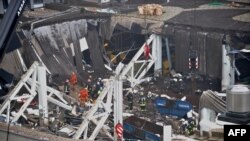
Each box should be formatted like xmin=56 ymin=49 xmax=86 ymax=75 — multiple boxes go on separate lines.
xmin=6 ymin=121 xmax=10 ymax=141
xmin=237 ymin=52 xmax=250 ymax=62
xmin=231 ymin=47 xmax=250 ymax=62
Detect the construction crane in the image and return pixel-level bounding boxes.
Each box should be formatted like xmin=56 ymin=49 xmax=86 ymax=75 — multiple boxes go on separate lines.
xmin=0 ymin=0 xmax=27 ymax=95
xmin=0 ymin=0 xmax=27 ymax=62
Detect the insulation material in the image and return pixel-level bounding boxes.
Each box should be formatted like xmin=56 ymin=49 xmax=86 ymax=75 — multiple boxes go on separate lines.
xmin=199 ymin=90 xmax=226 ymax=114
xmin=138 ymin=4 xmax=163 ymax=16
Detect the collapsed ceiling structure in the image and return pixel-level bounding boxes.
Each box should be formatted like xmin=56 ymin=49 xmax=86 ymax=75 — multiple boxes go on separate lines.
xmin=0 ymin=0 xmax=250 ymax=140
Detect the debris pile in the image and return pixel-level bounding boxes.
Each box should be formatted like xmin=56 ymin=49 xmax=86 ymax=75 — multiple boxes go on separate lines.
xmin=138 ymin=4 xmax=163 ymax=16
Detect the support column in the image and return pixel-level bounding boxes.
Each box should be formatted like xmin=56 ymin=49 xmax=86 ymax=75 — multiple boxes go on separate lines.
xmin=230 ymin=49 xmax=236 ymax=86
xmin=37 ymin=63 xmax=48 ymax=126
xmin=114 ymin=76 xmax=123 ymax=141
xmin=163 ymin=125 xmax=172 ymax=141
xmin=152 ymin=35 xmax=162 ymax=76
xmin=165 ymin=37 xmax=172 ymax=72
xmin=221 ymin=44 xmax=234 ymax=91
xmin=6 ymin=103 xmax=10 ymax=124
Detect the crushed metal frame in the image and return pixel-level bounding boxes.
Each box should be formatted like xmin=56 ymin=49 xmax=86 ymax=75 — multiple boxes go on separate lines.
xmin=0 ymin=61 xmax=72 ymax=124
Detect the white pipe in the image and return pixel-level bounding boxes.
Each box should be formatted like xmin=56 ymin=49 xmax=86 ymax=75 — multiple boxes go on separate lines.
xmin=163 ymin=125 xmax=171 ymax=141
xmin=37 ymin=63 xmax=48 ymax=125
xmin=221 ymin=44 xmax=231 ymax=91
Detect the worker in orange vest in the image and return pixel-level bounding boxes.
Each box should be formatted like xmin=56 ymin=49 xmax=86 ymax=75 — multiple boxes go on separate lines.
xmin=79 ymin=88 xmax=89 ymax=106
xmin=70 ymin=72 xmax=77 ymax=86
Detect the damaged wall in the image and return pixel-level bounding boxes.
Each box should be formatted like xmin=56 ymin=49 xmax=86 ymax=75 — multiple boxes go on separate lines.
xmin=99 ymin=15 xmax=164 ymax=40
xmin=22 ymin=19 xmax=105 ymax=83
xmin=170 ymin=28 xmax=223 ymax=78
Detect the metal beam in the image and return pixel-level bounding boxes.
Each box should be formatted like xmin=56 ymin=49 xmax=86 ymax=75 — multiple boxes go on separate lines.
xmin=120 ymin=34 xmax=155 ymax=78
xmin=114 ymin=76 xmax=123 ymax=140
xmin=0 ymin=61 xmax=72 ymax=125
xmin=73 ymin=81 xmax=113 ymax=139
xmin=37 ymin=63 xmax=48 ymax=125
xmin=118 ymin=34 xmax=158 ymax=87
xmin=0 ymin=61 xmax=39 ymax=115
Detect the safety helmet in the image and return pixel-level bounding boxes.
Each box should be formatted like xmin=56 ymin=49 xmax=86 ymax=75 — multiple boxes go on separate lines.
xmin=87 ymin=79 xmax=91 ymax=82
xmin=104 ymin=43 xmax=108 ymax=47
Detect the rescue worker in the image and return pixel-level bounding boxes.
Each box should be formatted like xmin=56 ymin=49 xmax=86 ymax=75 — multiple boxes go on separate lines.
xmin=87 ymin=78 xmax=92 ymax=91
xmin=127 ymin=91 xmax=133 ymax=110
xmin=79 ymin=88 xmax=89 ymax=106
xmin=144 ymin=43 xmax=150 ymax=60
xmin=70 ymin=72 xmax=77 ymax=86
xmin=97 ymin=77 xmax=103 ymax=90
xmin=139 ymin=92 xmax=146 ymax=111
xmin=91 ymin=84 xmax=98 ymax=100
xmin=64 ymin=79 xmax=70 ymax=95
xmin=186 ymin=119 xmax=195 ymax=135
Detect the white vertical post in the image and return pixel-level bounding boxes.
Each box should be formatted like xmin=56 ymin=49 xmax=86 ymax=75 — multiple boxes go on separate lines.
xmin=157 ymin=35 xmax=162 ymax=75
xmin=114 ymin=76 xmax=123 ymax=140
xmin=221 ymin=44 xmax=232 ymax=91
xmin=152 ymin=35 xmax=162 ymax=76
xmin=37 ymin=63 xmax=48 ymax=125
xmin=230 ymin=49 xmax=236 ymax=86
xmin=163 ymin=125 xmax=172 ymax=141
xmin=152 ymin=34 xmax=157 ymax=70
xmin=131 ymin=63 xmax=134 ymax=87
xmin=7 ymin=103 xmax=10 ymax=124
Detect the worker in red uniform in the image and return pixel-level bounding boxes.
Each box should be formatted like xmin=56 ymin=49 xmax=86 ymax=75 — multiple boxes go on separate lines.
xmin=70 ymin=72 xmax=77 ymax=86
xmin=144 ymin=43 xmax=150 ymax=60
xmin=79 ymin=88 xmax=89 ymax=106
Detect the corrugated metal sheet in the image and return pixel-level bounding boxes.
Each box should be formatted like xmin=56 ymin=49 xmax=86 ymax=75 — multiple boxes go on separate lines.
xmin=206 ymin=33 xmax=223 ymax=78
xmin=174 ymin=29 xmax=190 ymax=74
xmin=173 ymin=28 xmax=223 ymax=78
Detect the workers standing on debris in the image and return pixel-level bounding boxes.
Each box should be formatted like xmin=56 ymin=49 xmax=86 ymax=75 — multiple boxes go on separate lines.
xmin=87 ymin=75 xmax=93 ymax=90
xmin=97 ymin=77 xmax=103 ymax=90
xmin=144 ymin=43 xmax=150 ymax=60
xmin=127 ymin=90 xmax=133 ymax=110
xmin=87 ymin=78 xmax=92 ymax=91
xmin=139 ymin=92 xmax=147 ymax=111
xmin=91 ymin=84 xmax=98 ymax=100
xmin=64 ymin=79 xmax=70 ymax=95
xmin=70 ymin=72 xmax=77 ymax=86
xmin=79 ymin=88 xmax=88 ymax=106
